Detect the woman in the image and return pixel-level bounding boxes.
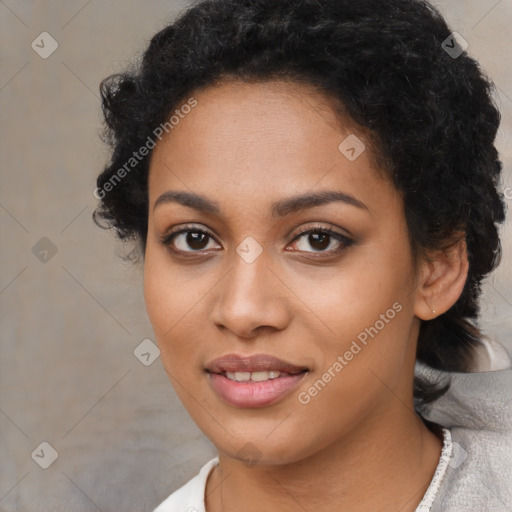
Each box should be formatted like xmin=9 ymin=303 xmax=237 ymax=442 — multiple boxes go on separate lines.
xmin=94 ymin=0 xmax=512 ymax=510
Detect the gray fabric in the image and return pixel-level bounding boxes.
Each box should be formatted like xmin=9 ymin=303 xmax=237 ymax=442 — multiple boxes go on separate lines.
xmin=415 ymin=362 xmax=512 ymax=511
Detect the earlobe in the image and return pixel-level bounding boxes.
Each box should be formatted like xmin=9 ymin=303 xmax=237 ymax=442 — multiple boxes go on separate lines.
xmin=414 ymin=237 xmax=469 ymax=321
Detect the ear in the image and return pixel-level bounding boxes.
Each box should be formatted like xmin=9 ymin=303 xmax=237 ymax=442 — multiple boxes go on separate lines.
xmin=414 ymin=236 xmax=469 ymax=321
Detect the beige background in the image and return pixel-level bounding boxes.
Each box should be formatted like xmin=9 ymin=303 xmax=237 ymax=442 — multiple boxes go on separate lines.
xmin=1 ymin=1 xmax=511 ymax=511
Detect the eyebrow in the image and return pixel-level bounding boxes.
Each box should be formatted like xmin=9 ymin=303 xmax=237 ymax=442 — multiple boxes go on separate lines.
xmin=153 ymin=189 xmax=368 ymax=216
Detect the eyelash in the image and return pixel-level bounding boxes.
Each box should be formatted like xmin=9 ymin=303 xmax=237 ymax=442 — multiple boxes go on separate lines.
xmin=160 ymin=224 xmax=353 ymax=257
xmin=291 ymin=226 xmax=353 ymax=255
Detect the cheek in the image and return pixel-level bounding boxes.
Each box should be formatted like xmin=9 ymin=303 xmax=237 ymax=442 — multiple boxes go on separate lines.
xmin=295 ymin=238 xmax=413 ymax=337
xmin=143 ymin=246 xmax=170 ymax=337
xmin=292 ymin=235 xmax=416 ymax=386
xmin=144 ymin=242 xmax=199 ymax=333
xmin=143 ymin=245 xmax=192 ymax=361
xmin=143 ymin=242 xmax=215 ymax=379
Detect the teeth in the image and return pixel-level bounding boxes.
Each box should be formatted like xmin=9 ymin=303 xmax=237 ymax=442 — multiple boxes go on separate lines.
xmin=225 ymin=370 xmax=282 ymax=382
xmin=230 ymin=371 xmax=250 ymax=381
xmin=251 ymin=371 xmax=281 ymax=381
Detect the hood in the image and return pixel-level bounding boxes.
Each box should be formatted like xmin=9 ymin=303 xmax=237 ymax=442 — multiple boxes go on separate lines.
xmin=414 ymin=358 xmax=512 ymax=433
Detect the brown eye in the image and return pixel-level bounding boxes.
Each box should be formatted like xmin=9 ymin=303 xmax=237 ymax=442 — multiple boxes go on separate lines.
xmin=185 ymin=231 xmax=210 ymax=250
xmin=290 ymin=227 xmax=353 ymax=254
xmin=307 ymin=232 xmax=330 ymax=251
xmin=162 ymin=226 xmax=221 ymax=253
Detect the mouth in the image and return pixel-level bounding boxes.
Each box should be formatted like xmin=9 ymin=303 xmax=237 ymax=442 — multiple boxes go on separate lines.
xmin=205 ymin=352 xmax=309 ymax=375
xmin=205 ymin=353 xmax=309 ymax=408
xmin=216 ymin=369 xmax=306 ymax=382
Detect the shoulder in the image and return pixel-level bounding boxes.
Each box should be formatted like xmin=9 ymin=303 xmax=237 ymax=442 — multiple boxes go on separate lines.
xmin=429 ymin=426 xmax=512 ymax=511
xmin=415 ymin=339 xmax=512 ymax=511
xmin=153 ymin=457 xmax=219 ymax=512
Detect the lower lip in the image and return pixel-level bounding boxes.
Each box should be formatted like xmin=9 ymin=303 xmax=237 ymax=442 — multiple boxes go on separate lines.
xmin=208 ymin=372 xmax=307 ymax=408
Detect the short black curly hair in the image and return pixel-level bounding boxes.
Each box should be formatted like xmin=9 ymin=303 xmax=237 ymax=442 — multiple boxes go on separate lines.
xmin=94 ymin=0 xmax=506 ymax=403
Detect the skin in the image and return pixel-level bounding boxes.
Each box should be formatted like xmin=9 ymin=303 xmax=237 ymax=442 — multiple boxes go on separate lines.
xmin=144 ymin=79 xmax=469 ymax=512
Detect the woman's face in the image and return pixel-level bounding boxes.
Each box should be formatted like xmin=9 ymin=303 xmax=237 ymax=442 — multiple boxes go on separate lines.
xmin=144 ymin=79 xmax=423 ymax=464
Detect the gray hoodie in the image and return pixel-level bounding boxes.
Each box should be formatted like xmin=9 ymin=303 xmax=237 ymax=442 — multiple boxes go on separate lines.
xmin=415 ymin=351 xmax=512 ymax=511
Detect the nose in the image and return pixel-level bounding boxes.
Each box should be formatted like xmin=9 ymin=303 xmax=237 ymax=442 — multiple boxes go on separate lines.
xmin=211 ymin=251 xmax=291 ymax=339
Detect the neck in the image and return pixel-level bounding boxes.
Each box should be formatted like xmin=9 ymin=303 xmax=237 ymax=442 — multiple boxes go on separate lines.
xmin=205 ymin=404 xmax=443 ymax=512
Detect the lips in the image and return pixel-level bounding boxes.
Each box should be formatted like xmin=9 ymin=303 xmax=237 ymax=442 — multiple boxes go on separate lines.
xmin=205 ymin=353 xmax=309 ymax=374
xmin=205 ymin=353 xmax=309 ymax=408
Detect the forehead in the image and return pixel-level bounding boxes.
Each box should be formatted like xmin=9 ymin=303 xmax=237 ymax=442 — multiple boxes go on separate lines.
xmin=148 ymin=79 xmax=394 ymax=211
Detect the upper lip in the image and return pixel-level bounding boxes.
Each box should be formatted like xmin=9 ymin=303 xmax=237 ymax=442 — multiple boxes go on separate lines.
xmin=205 ymin=353 xmax=309 ymax=374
